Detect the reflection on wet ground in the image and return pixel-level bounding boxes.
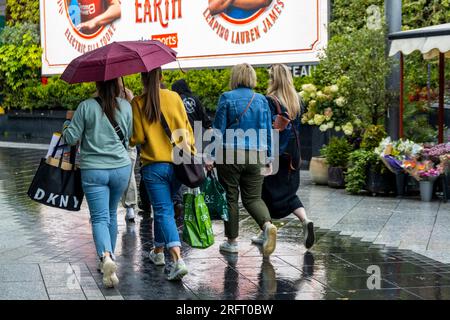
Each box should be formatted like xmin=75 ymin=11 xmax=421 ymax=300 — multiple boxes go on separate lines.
xmin=1 ymin=147 xmax=450 ymax=300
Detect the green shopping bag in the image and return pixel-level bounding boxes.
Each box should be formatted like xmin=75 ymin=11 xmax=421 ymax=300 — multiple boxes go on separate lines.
xmin=200 ymin=171 xmax=229 ymax=221
xmin=182 ymin=189 xmax=215 ymax=249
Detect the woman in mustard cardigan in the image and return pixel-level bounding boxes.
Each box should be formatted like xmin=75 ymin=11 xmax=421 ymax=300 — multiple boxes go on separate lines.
xmin=130 ymin=68 xmax=195 ymax=281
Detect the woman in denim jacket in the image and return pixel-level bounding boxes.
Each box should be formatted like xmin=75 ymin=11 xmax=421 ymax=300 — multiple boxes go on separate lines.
xmin=207 ymin=63 xmax=278 ymax=258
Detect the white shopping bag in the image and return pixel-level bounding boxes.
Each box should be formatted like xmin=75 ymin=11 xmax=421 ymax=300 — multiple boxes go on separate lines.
xmin=46 ymin=132 xmax=71 ymax=160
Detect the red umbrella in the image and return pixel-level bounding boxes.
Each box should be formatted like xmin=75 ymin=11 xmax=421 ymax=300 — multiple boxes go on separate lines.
xmin=61 ymin=40 xmax=177 ymax=84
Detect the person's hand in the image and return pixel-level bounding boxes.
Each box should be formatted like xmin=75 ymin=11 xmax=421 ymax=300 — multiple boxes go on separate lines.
xmin=262 ymin=163 xmax=273 ymax=176
xmin=65 ymin=110 xmax=75 ymax=120
xmin=205 ymin=159 xmax=215 ymax=171
xmin=77 ymin=19 xmax=98 ymax=33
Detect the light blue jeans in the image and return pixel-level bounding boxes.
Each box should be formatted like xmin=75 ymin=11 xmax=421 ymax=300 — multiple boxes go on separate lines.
xmin=142 ymin=163 xmax=181 ymax=249
xmin=81 ymin=165 xmax=131 ymax=258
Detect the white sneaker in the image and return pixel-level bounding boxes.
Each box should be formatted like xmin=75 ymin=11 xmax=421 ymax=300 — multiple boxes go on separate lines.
xmin=304 ymin=220 xmax=315 ymax=250
xmin=125 ymin=207 xmax=135 ymax=222
xmin=251 ymin=232 xmax=265 ymax=245
xmin=167 ymin=259 xmax=188 ymax=281
xmin=263 ymin=223 xmax=277 ymax=257
xmin=219 ymin=241 xmax=239 ymax=254
xmin=149 ymin=249 xmax=165 ymax=266
xmin=102 ymin=256 xmax=119 ymax=288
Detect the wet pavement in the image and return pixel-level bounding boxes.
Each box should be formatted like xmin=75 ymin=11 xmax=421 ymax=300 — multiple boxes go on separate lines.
xmin=1 ymin=145 xmax=450 ymax=300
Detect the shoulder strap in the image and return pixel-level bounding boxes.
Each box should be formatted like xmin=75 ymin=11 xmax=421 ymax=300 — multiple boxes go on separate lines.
xmin=159 ymin=112 xmax=176 ymax=147
xmin=227 ymin=93 xmax=256 ymax=129
xmin=269 ymin=95 xmax=283 ymax=115
xmin=94 ymin=97 xmax=126 ymax=149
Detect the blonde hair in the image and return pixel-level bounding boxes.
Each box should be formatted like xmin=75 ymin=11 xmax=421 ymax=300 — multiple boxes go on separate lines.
xmin=267 ymin=64 xmax=300 ymax=119
xmin=230 ymin=63 xmax=257 ymax=90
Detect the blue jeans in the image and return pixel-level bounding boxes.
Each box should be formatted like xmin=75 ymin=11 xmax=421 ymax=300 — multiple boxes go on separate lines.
xmin=142 ymin=163 xmax=181 ymax=249
xmin=81 ymin=165 xmax=131 ymax=258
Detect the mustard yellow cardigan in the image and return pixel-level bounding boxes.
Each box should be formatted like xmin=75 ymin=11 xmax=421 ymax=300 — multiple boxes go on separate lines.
xmin=130 ymin=89 xmax=195 ymax=165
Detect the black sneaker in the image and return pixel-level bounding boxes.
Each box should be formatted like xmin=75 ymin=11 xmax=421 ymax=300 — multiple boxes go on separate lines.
xmin=304 ymin=220 xmax=315 ymax=250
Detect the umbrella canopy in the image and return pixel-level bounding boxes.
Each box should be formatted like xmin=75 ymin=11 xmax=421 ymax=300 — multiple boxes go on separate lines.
xmin=389 ymin=23 xmax=450 ymax=59
xmin=61 ymin=40 xmax=177 ymax=84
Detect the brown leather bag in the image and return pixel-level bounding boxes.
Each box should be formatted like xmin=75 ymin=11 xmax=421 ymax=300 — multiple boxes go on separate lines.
xmin=270 ymin=95 xmax=291 ymax=131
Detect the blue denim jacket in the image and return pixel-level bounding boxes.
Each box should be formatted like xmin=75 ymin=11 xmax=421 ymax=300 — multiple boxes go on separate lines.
xmin=213 ymin=87 xmax=273 ymax=160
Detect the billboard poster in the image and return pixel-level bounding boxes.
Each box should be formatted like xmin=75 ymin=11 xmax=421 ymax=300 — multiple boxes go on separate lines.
xmin=40 ymin=0 xmax=328 ymax=75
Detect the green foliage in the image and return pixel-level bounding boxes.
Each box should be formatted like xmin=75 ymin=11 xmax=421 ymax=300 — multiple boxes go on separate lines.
xmin=320 ymin=136 xmax=352 ymax=168
xmin=330 ymin=0 xmax=384 ymax=36
xmin=314 ymin=27 xmax=391 ymax=125
xmin=0 ymin=23 xmax=40 ymax=45
xmin=0 ymin=23 xmax=42 ymax=109
xmin=361 ymin=125 xmax=387 ymax=150
xmin=21 ymin=77 xmax=95 ymax=110
xmin=403 ymin=0 xmax=450 ymax=30
xmin=6 ymin=0 xmax=40 ymax=26
xmin=345 ymin=149 xmax=381 ymax=194
xmin=403 ymin=101 xmax=437 ymax=143
xmin=162 ymin=69 xmax=231 ymax=111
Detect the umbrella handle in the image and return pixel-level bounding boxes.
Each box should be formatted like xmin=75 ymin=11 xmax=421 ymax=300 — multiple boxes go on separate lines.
xmin=177 ymin=59 xmax=186 ymax=74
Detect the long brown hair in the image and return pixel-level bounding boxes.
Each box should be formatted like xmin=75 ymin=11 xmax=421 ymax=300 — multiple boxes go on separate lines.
xmin=141 ymin=68 xmax=162 ymax=123
xmin=96 ymin=79 xmax=121 ymax=123
xmin=267 ymin=64 xmax=300 ymax=119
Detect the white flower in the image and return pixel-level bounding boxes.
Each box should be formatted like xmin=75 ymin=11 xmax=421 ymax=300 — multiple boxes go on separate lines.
xmin=308 ymin=119 xmax=315 ymax=125
xmin=301 ymin=84 xmax=317 ymax=93
xmin=313 ymin=114 xmax=325 ymax=125
xmin=299 ymin=91 xmax=307 ymax=99
xmin=330 ymin=85 xmax=339 ymax=93
xmin=335 ymin=126 xmax=341 ymax=132
xmin=342 ymin=122 xmax=354 ymax=136
xmin=327 ymin=121 xmax=335 ymax=129
xmin=319 ymin=124 xmax=328 ymax=132
xmin=335 ymin=97 xmax=347 ymax=107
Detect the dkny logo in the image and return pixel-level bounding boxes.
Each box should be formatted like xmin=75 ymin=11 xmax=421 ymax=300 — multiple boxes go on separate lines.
xmin=34 ymin=188 xmax=80 ymax=209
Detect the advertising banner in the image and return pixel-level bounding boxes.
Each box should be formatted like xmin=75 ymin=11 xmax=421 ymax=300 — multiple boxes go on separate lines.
xmin=40 ymin=0 xmax=328 ymax=75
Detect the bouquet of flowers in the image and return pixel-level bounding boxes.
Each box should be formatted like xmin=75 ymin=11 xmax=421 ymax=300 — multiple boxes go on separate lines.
xmin=421 ymin=143 xmax=450 ymax=163
xmin=401 ymin=159 xmax=442 ymax=181
xmin=416 ymin=165 xmax=443 ymax=181
xmin=375 ymin=137 xmax=423 ymax=173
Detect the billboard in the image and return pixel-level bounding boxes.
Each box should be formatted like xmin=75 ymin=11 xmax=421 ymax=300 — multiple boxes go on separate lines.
xmin=40 ymin=0 xmax=328 ymax=75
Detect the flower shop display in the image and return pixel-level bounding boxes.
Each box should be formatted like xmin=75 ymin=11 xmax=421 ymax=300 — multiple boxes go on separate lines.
xmin=417 ymin=166 xmax=443 ymax=202
xmin=375 ymin=137 xmax=423 ymax=174
xmin=345 ymin=125 xmax=394 ymax=195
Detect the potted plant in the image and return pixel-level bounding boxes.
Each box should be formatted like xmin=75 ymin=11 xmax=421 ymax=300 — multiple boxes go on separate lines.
xmin=309 ymin=156 xmax=329 ymax=185
xmin=345 ymin=149 xmax=394 ymax=195
xmin=320 ymin=136 xmax=352 ymax=188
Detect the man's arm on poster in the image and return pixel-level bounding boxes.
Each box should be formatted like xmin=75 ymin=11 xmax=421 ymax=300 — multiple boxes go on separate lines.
xmin=78 ymin=0 xmax=121 ymax=33
xmin=208 ymin=0 xmax=234 ymax=15
xmin=231 ymin=0 xmax=273 ymax=10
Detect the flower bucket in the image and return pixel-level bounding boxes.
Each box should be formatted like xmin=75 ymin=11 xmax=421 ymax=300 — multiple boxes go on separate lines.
xmin=419 ymin=180 xmax=434 ymax=202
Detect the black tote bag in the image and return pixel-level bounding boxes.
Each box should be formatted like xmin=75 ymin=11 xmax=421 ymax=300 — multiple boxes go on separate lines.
xmin=27 ymin=138 xmax=84 ymax=211
xmin=159 ymin=114 xmax=205 ymax=188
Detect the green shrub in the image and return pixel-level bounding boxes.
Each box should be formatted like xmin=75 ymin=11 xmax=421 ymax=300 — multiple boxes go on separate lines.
xmin=320 ymin=136 xmax=352 ymax=168
xmin=22 ymin=77 xmax=95 ymax=110
xmin=345 ymin=149 xmax=382 ymax=194
xmin=361 ymin=124 xmax=387 ymax=150
xmin=314 ymin=27 xmax=391 ymax=125
xmin=6 ymin=0 xmax=40 ymax=26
